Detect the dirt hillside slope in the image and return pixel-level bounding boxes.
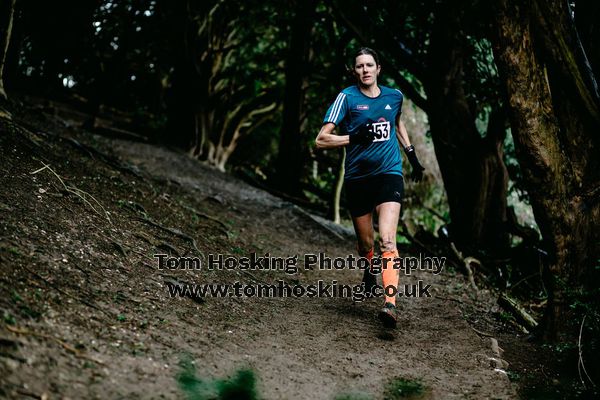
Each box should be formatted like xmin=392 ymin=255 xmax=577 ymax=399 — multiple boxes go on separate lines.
xmin=0 ymin=103 xmax=516 ymax=399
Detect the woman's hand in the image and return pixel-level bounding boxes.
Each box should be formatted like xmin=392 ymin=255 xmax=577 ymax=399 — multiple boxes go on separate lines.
xmin=404 ymin=145 xmax=425 ymax=182
xmin=350 ymin=121 xmax=375 ymax=145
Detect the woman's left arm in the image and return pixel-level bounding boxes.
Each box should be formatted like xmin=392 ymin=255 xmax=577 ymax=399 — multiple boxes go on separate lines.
xmin=395 ymin=114 xmax=411 ymax=150
xmin=395 ymin=112 xmax=425 ymax=181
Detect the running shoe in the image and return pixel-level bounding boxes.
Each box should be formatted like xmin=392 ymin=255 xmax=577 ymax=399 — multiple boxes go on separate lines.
xmin=378 ymin=302 xmax=397 ymax=328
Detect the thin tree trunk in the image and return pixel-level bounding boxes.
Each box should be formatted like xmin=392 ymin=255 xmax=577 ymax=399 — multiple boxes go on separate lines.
xmin=0 ymin=0 xmax=16 ymax=101
xmin=275 ymin=0 xmax=316 ymax=196
xmin=210 ymin=101 xmax=276 ymax=171
xmin=162 ymin=0 xmax=206 ymax=149
xmin=332 ymin=148 xmax=345 ymax=224
xmin=473 ymin=107 xmax=510 ymax=254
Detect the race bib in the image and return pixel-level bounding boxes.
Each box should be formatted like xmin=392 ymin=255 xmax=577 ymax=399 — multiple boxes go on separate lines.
xmin=372 ymin=121 xmax=391 ymax=142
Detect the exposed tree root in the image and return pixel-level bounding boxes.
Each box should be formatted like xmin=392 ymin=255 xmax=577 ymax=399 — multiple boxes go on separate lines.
xmin=158 ymin=194 xmax=231 ymax=238
xmin=135 ymin=216 xmax=202 ymax=256
xmin=468 ymin=324 xmax=495 ymax=338
xmin=30 ymin=162 xmax=112 ymax=224
xmin=497 ymin=292 xmax=538 ymax=331
xmin=449 ymin=242 xmax=480 ymax=292
xmin=179 ymin=203 xmax=228 ymax=229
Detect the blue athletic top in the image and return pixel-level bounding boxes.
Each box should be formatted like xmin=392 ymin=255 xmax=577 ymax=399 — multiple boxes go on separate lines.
xmin=322 ymin=85 xmax=404 ymax=181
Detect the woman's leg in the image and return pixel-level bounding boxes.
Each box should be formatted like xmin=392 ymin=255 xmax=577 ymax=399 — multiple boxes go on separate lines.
xmin=351 ymin=212 xmax=377 ymax=294
xmin=376 ymin=202 xmax=400 ymax=253
xmin=351 ymin=212 xmax=375 ymax=255
xmin=375 ymin=201 xmax=401 ymax=306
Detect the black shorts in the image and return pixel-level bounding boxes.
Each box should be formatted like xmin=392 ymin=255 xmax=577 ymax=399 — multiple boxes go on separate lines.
xmin=345 ymin=174 xmax=404 ymax=217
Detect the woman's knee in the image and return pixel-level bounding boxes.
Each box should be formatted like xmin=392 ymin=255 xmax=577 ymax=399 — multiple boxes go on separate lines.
xmin=357 ymin=239 xmax=374 ymax=255
xmin=378 ymin=236 xmax=397 ymax=252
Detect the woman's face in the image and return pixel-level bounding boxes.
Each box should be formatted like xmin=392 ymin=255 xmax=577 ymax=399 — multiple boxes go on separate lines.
xmin=354 ymin=54 xmax=380 ymax=87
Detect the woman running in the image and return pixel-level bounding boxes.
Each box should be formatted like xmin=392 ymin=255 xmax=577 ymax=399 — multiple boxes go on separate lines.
xmin=315 ymin=47 xmax=424 ymax=328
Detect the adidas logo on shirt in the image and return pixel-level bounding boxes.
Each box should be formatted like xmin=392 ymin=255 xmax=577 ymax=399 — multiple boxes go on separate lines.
xmin=385 ymin=104 xmax=392 ymax=110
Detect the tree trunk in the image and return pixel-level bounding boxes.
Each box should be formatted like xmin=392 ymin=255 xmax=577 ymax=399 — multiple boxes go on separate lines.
xmin=473 ymin=107 xmax=510 ymax=254
xmin=275 ymin=0 xmax=316 ymax=196
xmin=426 ymin=3 xmax=510 ymax=255
xmin=163 ymin=0 xmax=202 ymax=149
xmin=0 ymin=0 xmax=16 ymax=101
xmin=492 ymin=0 xmax=600 ymax=340
xmin=208 ymin=101 xmax=276 ymax=171
xmin=332 ymin=148 xmax=345 ymax=224
xmin=531 ymin=0 xmax=600 ymax=187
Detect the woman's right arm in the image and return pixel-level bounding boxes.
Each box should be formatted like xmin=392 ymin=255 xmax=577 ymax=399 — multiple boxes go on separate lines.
xmin=315 ymin=123 xmax=350 ymax=149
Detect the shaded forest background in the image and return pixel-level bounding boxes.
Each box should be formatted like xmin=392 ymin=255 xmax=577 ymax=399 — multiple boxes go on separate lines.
xmin=0 ymin=0 xmax=599 ymax=391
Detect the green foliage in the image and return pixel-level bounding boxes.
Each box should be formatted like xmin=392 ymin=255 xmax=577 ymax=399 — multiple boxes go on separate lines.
xmin=464 ymin=37 xmax=503 ymax=123
xmin=520 ymin=375 xmax=595 ymax=400
xmin=176 ymin=356 xmax=259 ymax=400
xmin=396 ymin=233 xmax=411 ymax=245
xmin=506 ymin=370 xmax=521 ymax=382
xmin=403 ymin=179 xmax=449 ymax=236
xmin=11 ymin=290 xmax=23 ymax=304
xmin=565 ymin=282 xmax=600 ymax=372
xmin=9 ymin=290 xmax=41 ymax=319
xmin=384 ymin=377 xmax=425 ymax=399
xmin=3 ymin=310 xmax=16 ymax=325
xmin=231 ymin=246 xmax=245 ymax=255
xmin=497 ymin=311 xmax=514 ymax=324
xmin=8 ymin=247 xmax=21 ymax=256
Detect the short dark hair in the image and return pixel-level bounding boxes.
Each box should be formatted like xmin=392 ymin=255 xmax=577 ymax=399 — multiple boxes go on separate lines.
xmin=354 ymin=47 xmax=380 ymax=66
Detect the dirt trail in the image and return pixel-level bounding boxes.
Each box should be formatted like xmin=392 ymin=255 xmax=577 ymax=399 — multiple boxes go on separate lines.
xmin=0 ymin=106 xmax=517 ymax=399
